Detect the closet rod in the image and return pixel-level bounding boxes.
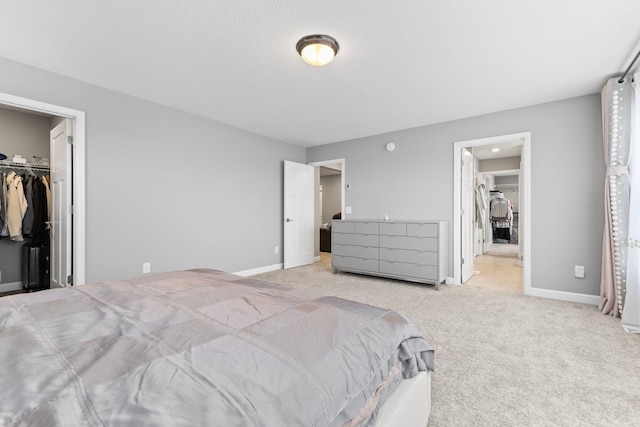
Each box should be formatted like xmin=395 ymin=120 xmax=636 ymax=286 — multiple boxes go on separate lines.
xmin=618 ymin=47 xmax=640 ymax=83
xmin=0 ymin=161 xmax=50 ymax=171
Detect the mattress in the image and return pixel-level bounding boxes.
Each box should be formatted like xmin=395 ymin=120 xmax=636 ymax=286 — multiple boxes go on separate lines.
xmin=0 ymin=268 xmax=434 ymax=426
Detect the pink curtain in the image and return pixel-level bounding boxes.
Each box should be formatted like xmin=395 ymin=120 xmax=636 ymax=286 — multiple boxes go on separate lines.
xmin=600 ymin=78 xmax=632 ymax=317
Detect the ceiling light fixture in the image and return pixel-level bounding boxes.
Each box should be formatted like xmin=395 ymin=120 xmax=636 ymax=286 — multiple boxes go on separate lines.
xmin=296 ymin=34 xmax=339 ymax=66
xmin=492 ymin=148 xmax=500 ymax=152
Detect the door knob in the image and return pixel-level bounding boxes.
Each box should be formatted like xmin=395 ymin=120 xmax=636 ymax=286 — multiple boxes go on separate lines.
xmin=286 ymin=218 xmax=294 ymax=222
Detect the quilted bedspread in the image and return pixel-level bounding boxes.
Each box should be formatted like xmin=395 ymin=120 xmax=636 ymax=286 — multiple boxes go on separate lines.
xmin=0 ymin=269 xmax=433 ymax=426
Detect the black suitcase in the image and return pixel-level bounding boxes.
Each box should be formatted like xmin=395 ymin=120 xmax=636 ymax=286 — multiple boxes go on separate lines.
xmin=22 ymin=243 xmax=50 ymax=291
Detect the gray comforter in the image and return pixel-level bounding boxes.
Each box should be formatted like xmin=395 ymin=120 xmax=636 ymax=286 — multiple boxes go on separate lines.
xmin=0 ymin=269 xmax=433 ymax=426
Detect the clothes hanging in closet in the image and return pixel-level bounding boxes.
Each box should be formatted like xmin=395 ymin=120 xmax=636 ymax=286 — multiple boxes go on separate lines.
xmin=490 ymin=194 xmax=513 ymax=242
xmin=0 ymin=173 xmax=8 ymax=237
xmin=475 ymin=173 xmax=487 ymax=228
xmin=1 ymin=171 xmax=50 ymax=241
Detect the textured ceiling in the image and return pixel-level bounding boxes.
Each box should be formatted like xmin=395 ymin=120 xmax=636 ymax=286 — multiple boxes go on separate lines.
xmin=1 ymin=1 xmax=640 ymax=147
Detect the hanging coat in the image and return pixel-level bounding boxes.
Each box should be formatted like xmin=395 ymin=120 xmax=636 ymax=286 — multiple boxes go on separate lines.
xmin=6 ymin=172 xmax=28 ymax=241
xmin=31 ymin=176 xmax=48 ymax=237
xmin=42 ymin=175 xmax=51 ymax=222
xmin=0 ymin=173 xmax=8 ymax=238
xmin=22 ymin=175 xmax=35 ymax=236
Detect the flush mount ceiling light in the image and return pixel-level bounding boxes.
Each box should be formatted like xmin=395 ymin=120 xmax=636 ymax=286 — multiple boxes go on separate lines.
xmin=296 ymin=34 xmax=339 ymax=66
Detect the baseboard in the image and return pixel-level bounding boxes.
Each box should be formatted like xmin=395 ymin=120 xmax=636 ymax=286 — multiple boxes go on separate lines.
xmin=314 ymin=256 xmax=321 ymax=262
xmin=527 ymin=287 xmax=599 ymax=305
xmin=233 ymin=263 xmax=283 ymax=277
xmin=0 ymin=281 xmax=23 ymax=293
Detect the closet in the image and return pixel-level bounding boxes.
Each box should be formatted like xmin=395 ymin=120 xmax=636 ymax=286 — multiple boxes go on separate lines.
xmin=0 ymin=107 xmax=60 ymax=293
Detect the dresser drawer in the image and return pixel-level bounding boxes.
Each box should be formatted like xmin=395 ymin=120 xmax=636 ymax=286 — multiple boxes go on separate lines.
xmin=355 ymin=221 xmax=379 ymax=234
xmin=333 ymin=233 xmax=379 ymax=247
xmin=332 ymin=221 xmax=354 ymax=233
xmin=333 ymin=255 xmax=378 ymax=272
xmin=379 ymin=222 xmax=406 ymax=236
xmin=379 ymin=235 xmax=437 ymax=251
xmin=407 ymin=223 xmax=438 ymax=238
xmin=379 ymin=261 xmax=437 ymax=281
xmin=379 ymin=248 xmax=437 ymax=265
xmin=333 ymin=244 xmax=378 ymax=259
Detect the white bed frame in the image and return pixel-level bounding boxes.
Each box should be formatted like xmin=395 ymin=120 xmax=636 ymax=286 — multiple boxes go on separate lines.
xmin=376 ymin=371 xmax=431 ymax=426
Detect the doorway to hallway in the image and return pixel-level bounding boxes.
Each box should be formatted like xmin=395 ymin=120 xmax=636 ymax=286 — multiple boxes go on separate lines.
xmin=453 ymin=132 xmax=531 ymax=294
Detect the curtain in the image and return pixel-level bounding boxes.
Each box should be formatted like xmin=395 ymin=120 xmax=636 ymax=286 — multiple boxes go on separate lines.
xmin=600 ymin=77 xmax=632 ymax=318
xmin=621 ymin=74 xmax=640 ymax=333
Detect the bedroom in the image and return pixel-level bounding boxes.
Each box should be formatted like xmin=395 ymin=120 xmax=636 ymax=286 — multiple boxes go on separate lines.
xmin=1 ymin=1 xmax=640 ymax=425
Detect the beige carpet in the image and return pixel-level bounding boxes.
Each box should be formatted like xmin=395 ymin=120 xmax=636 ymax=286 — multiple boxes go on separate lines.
xmin=253 ymin=254 xmax=640 ymax=426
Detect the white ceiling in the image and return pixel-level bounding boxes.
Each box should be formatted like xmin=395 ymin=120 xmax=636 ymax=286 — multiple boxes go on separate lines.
xmin=1 ymin=1 xmax=639 ymax=147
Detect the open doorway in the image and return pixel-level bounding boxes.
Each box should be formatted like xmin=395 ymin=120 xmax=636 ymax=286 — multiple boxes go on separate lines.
xmin=309 ymin=159 xmax=345 ymax=268
xmin=0 ymin=92 xmax=86 ymax=291
xmin=453 ymin=132 xmax=531 ymax=294
xmin=472 ymin=169 xmax=522 ymax=292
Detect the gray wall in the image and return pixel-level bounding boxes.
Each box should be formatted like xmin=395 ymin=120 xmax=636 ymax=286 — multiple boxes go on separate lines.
xmin=0 ymin=108 xmax=51 ymax=284
xmin=479 ymin=156 xmax=521 ymax=172
xmin=308 ymin=94 xmax=604 ymax=296
xmin=0 ymin=57 xmax=305 ymax=283
xmin=320 ymin=174 xmax=341 ymax=226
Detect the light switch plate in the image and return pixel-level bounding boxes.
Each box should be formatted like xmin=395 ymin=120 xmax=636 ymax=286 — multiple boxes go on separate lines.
xmin=574 ymin=265 xmax=585 ymax=279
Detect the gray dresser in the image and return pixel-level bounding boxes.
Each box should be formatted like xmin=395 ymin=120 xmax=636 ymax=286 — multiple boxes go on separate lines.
xmin=332 ymin=220 xmax=448 ymax=289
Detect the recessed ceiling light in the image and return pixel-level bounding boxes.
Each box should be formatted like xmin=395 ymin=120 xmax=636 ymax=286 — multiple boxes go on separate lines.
xmin=491 ymin=148 xmax=500 ymax=152
xmin=296 ymin=34 xmax=339 ymax=66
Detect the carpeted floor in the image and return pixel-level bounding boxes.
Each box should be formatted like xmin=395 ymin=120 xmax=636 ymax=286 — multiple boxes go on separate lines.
xmin=253 ymin=254 xmax=640 ymax=426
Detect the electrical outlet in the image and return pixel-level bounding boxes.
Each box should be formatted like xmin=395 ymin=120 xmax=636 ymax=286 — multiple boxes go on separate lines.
xmin=143 ymin=262 xmax=151 ymax=274
xmin=574 ymin=265 xmax=585 ymax=279
xmin=274 ymin=246 xmax=279 ymax=254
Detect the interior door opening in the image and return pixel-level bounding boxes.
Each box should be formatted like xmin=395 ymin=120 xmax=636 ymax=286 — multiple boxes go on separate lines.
xmin=0 ymin=92 xmax=85 ymax=290
xmin=309 ymin=159 xmax=345 ymax=268
xmin=453 ymin=132 xmax=531 ymax=294
xmin=0 ymin=108 xmax=73 ymax=292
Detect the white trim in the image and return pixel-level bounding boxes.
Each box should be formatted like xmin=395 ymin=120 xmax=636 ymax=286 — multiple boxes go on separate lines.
xmin=453 ymin=132 xmax=532 ymax=295
xmin=0 ymin=281 xmax=23 ymax=293
xmin=527 ymin=287 xmax=599 ymax=305
xmin=233 ymin=263 xmax=283 ymax=277
xmin=0 ymin=92 xmax=86 ymax=286
xmin=309 ymin=158 xmax=346 ymax=219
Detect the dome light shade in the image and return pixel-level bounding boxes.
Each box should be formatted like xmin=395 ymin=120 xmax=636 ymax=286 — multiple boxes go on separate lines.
xmin=296 ymin=34 xmax=339 ymax=66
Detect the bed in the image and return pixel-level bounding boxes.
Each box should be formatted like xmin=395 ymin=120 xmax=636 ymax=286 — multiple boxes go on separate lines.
xmin=0 ymin=268 xmax=433 ymax=426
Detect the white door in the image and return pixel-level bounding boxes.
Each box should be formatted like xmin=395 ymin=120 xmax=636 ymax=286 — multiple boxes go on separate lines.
xmin=50 ymin=119 xmax=73 ymax=287
xmin=283 ymin=161 xmax=314 ymax=269
xmin=461 ymin=149 xmax=474 ymax=282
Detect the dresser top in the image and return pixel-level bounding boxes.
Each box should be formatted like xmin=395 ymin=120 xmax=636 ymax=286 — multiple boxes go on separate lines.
xmin=332 ymin=219 xmax=446 ymax=224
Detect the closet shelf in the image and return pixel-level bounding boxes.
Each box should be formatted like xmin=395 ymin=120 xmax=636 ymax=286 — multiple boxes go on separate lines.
xmin=0 ymin=160 xmax=50 ymax=171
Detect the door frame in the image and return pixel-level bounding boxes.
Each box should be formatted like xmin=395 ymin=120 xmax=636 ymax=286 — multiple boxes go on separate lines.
xmin=480 ymin=169 xmax=522 ymax=261
xmin=0 ymin=92 xmax=86 ymax=286
xmin=452 ymin=132 xmax=531 ymax=294
xmin=308 ymin=158 xmax=346 ymax=222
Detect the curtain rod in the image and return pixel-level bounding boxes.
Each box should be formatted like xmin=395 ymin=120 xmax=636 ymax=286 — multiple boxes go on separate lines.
xmin=618 ymin=48 xmax=640 ymax=83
